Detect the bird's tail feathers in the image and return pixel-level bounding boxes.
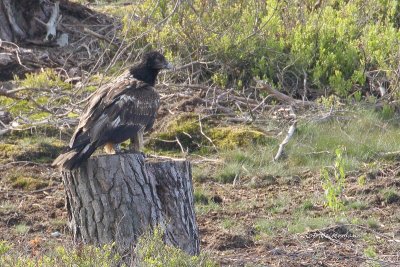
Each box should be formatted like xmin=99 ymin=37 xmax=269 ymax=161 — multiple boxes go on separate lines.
xmin=52 ymin=143 xmax=96 ymax=170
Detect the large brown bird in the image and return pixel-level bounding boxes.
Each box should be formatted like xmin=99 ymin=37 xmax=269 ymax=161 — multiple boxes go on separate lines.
xmin=52 ymin=51 xmax=172 ymax=170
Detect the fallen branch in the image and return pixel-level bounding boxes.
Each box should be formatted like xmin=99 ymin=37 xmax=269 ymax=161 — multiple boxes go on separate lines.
xmin=82 ymin=27 xmax=120 ymax=47
xmin=175 ymin=136 xmax=187 ymax=154
xmin=274 ymin=120 xmax=297 ymax=161
xmin=45 ymin=1 xmax=60 ymax=41
xmin=254 ymin=78 xmax=316 ymax=107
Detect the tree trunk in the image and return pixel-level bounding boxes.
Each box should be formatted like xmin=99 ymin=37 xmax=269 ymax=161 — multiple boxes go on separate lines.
xmin=61 ymin=153 xmax=200 ymax=257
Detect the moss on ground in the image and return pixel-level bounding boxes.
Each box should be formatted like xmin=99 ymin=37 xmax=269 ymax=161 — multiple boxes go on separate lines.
xmin=7 ymin=124 xmax=67 ymax=139
xmin=18 ymin=69 xmax=72 ymax=90
xmin=0 ymin=137 xmax=65 ymax=164
xmin=150 ymin=112 xmax=270 ymax=153
xmin=209 ymin=126 xmax=271 ymax=149
xmin=6 ymin=170 xmax=49 ymax=191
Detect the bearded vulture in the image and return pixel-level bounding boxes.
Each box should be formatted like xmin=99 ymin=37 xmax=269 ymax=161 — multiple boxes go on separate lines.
xmin=52 ymin=51 xmax=172 ymax=170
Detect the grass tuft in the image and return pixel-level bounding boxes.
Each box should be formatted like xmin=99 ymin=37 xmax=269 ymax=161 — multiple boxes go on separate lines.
xmin=14 ymin=223 xmax=30 ymax=235
xmin=381 ymin=188 xmax=400 ymax=204
xmin=134 ymin=227 xmax=217 ymax=267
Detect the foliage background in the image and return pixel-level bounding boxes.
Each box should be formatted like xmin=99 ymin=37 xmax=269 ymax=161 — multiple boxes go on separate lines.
xmin=110 ymin=0 xmax=400 ymax=98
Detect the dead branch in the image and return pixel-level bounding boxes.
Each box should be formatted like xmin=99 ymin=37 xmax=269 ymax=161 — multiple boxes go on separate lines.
xmin=254 ymin=78 xmax=316 ymax=107
xmin=45 ymin=1 xmax=60 ymax=42
xmin=173 ymin=61 xmax=216 ymax=71
xmin=175 ymin=136 xmax=187 ymax=154
xmin=274 ymin=120 xmax=297 ymax=161
xmin=198 ymin=115 xmax=218 ymax=152
xmin=82 ymin=27 xmax=120 ymax=47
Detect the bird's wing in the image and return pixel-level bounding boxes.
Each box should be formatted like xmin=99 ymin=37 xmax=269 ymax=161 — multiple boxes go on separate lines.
xmin=69 ymin=73 xmax=160 ymax=149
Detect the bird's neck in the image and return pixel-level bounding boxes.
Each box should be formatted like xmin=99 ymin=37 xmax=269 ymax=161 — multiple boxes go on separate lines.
xmin=130 ymin=65 xmax=159 ymax=86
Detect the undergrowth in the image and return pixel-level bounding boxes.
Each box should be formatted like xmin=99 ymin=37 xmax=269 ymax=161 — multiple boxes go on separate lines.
xmin=0 ymin=228 xmax=216 ymax=267
xmin=98 ymin=0 xmax=400 ymax=97
xmin=196 ymin=107 xmax=400 ymax=183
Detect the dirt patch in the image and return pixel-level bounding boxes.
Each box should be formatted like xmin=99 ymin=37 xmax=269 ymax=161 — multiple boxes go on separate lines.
xmin=207 ymin=232 xmax=254 ymax=251
xmin=1 ymin=159 xmax=400 ymax=266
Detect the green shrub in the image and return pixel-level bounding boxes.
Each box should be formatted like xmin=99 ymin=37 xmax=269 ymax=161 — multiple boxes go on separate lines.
xmin=112 ymin=0 xmax=400 ymax=97
xmin=382 ymin=188 xmax=400 ymax=204
xmin=1 ymin=228 xmax=216 ymax=267
xmin=19 ymin=69 xmax=72 ymax=90
xmin=0 ymin=243 xmax=123 ymax=267
xmin=321 ymin=147 xmax=346 ymax=212
xmin=0 ymin=241 xmax=11 ymax=256
xmin=134 ymin=228 xmax=217 ymax=267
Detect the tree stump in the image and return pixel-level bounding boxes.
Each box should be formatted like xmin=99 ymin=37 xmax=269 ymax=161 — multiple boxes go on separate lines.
xmin=61 ymin=153 xmax=199 ymax=256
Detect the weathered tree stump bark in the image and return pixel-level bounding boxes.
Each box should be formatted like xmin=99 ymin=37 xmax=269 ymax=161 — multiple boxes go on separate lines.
xmin=61 ymin=153 xmax=199 ymax=257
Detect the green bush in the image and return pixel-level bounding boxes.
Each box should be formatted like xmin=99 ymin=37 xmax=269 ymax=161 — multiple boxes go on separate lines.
xmin=1 ymin=229 xmax=216 ymax=267
xmin=134 ymin=228 xmax=217 ymax=267
xmin=0 ymin=242 xmax=123 ymax=267
xmin=113 ymin=0 xmax=400 ymax=97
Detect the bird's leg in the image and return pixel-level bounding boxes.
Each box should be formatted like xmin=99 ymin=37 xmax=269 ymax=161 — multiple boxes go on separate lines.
xmin=130 ymin=129 xmax=145 ymax=156
xmin=104 ymin=142 xmax=122 ymax=154
xmin=104 ymin=142 xmax=115 ymax=154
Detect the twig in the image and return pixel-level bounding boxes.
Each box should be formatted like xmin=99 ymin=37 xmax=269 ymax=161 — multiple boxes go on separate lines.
xmin=342 ymin=224 xmax=400 ymax=243
xmin=83 ymin=27 xmax=120 ymax=47
xmin=274 ymin=120 xmax=297 ymax=161
xmin=173 ymin=61 xmax=215 ymax=71
xmin=147 ymin=154 xmax=186 ymax=161
xmin=302 ymin=68 xmax=308 ymax=101
xmin=198 ymin=115 xmax=218 ymax=152
xmin=30 ymin=186 xmax=59 ymax=194
xmin=254 ymin=78 xmax=316 ymax=107
xmin=191 ymin=155 xmax=222 ymax=164
xmin=232 ymin=173 xmax=240 ymax=186
xmin=175 ymin=136 xmax=187 ymax=155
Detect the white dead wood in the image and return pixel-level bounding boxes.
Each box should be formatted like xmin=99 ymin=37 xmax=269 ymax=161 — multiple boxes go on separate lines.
xmin=56 ymin=33 xmax=68 ymax=47
xmin=379 ymin=85 xmax=386 ymax=97
xmin=274 ymin=120 xmax=297 ymax=161
xmin=45 ymin=1 xmax=60 ymax=42
xmin=175 ymin=136 xmax=187 ymax=154
xmin=2 ymin=0 xmax=26 ymax=39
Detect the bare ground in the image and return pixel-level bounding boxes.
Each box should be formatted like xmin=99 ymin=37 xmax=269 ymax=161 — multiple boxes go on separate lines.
xmin=1 ymin=160 xmax=399 ymax=266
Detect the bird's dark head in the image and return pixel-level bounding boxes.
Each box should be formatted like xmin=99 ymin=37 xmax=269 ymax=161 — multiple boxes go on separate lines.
xmin=142 ymin=51 xmax=173 ymax=70
xmin=131 ymin=51 xmax=172 ymax=85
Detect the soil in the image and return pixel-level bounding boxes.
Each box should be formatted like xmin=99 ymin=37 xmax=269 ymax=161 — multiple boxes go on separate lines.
xmin=1 ymin=160 xmax=399 ymax=266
